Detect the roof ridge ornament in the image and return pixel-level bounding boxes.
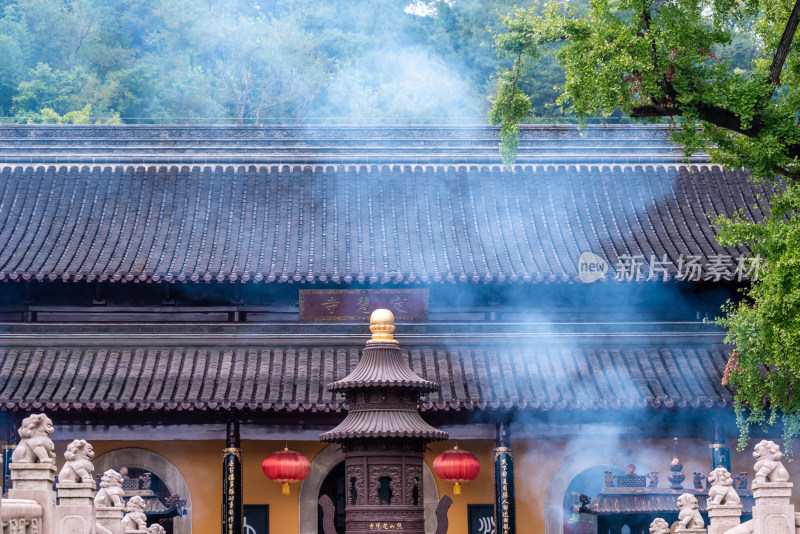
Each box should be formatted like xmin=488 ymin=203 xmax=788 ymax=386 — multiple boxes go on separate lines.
xmin=367 ymin=308 xmax=399 ymax=344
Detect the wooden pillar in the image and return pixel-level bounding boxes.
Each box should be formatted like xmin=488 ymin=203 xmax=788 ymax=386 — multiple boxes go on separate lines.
xmin=494 ymin=420 xmax=516 ymax=534
xmin=222 ymin=418 xmax=242 ymax=534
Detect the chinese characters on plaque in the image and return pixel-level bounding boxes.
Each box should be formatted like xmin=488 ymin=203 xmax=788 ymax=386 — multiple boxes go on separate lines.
xmin=299 ymin=289 xmax=428 ymax=322
xmin=369 ymin=522 xmax=403 ymax=531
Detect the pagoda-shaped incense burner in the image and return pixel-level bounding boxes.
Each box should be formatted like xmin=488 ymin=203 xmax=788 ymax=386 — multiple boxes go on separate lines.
xmin=320 ymin=309 xmax=448 ymax=534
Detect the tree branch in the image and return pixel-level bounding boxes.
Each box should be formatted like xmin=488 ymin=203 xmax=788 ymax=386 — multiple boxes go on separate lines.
xmin=769 ymin=0 xmax=800 ymax=88
xmin=631 ymin=98 xmax=762 ymax=137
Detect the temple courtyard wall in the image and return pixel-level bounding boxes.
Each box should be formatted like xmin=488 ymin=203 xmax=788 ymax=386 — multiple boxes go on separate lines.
xmin=23 ymin=436 xmax=796 ymax=534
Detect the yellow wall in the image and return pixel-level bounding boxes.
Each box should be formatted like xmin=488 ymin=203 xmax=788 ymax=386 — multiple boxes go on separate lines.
xmin=20 ymin=435 xmax=800 ymax=534
xmin=426 ymin=440 xmax=496 ymax=534
xmin=241 ymin=440 xmax=327 ymax=534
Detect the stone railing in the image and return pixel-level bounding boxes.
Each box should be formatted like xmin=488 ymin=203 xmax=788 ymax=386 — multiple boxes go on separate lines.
xmin=2 ymin=414 xmax=164 ymax=534
xmin=650 ymin=440 xmax=798 ymax=534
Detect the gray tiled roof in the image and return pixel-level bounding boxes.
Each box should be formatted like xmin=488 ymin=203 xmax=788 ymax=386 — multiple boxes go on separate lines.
xmin=0 ymin=343 xmax=734 ymax=412
xmin=0 ymin=162 xmax=765 ymax=284
xmin=0 ymin=124 xmax=700 ymax=165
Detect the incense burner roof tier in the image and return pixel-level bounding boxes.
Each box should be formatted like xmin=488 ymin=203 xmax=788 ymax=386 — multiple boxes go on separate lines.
xmin=320 ymin=309 xmax=448 ymax=445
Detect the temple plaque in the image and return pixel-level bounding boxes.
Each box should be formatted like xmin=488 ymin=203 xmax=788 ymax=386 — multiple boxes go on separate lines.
xmin=299 ymin=289 xmax=428 ymax=322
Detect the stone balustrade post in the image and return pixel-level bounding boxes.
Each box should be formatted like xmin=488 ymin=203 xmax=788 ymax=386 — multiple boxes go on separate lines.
xmin=707 ymin=504 xmax=742 ymax=534
xmin=9 ymin=463 xmax=56 ymax=534
xmin=95 ymin=506 xmax=124 ymax=534
xmin=751 ymin=481 xmax=795 ymax=534
xmin=55 ymin=482 xmax=95 ymax=534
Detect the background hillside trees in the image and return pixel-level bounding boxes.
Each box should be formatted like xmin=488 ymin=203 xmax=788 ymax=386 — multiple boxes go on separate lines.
xmin=0 ymin=0 xmax=570 ymax=123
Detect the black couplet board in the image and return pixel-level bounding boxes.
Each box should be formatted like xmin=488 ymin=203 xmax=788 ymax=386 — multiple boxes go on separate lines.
xmin=243 ymin=505 xmax=269 ymax=534
xmin=468 ymin=504 xmax=496 ymax=534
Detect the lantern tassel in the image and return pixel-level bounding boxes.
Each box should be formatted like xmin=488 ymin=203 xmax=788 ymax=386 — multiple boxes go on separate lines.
xmin=453 ymin=482 xmax=461 ymax=495
xmin=282 ymin=483 xmax=291 ymax=496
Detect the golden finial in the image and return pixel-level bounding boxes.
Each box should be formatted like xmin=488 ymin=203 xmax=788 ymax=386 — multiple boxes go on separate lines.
xmin=368 ymin=308 xmax=399 ymax=344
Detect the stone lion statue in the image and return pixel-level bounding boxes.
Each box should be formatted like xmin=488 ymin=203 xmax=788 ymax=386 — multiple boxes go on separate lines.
xmin=677 ymin=493 xmax=704 ymax=530
xmin=147 ymin=525 xmax=166 ymax=534
xmin=122 ymin=495 xmax=148 ymax=531
xmin=707 ymin=467 xmax=741 ymax=505
xmin=11 ymin=413 xmax=56 ymax=464
xmin=649 ymin=518 xmax=670 ymax=534
xmin=58 ymin=439 xmax=95 ymax=483
xmin=753 ymin=440 xmax=790 ymax=483
xmin=94 ymin=469 xmax=125 ymax=507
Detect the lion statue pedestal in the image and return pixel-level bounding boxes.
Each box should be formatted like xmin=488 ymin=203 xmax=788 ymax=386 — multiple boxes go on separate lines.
xmin=7 ymin=414 xmax=59 ymax=534
xmin=708 ymin=467 xmax=743 ymax=534
xmin=750 ymin=440 xmax=795 ymax=534
xmin=55 ymin=437 xmax=97 ymax=534
xmin=8 ymin=463 xmax=57 ymax=534
xmin=750 ymin=482 xmax=794 ymax=534
xmin=95 ymin=506 xmax=125 ymax=534
xmin=54 ymin=482 xmax=96 ymax=534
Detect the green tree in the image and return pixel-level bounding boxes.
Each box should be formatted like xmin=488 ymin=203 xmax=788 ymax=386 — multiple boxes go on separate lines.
xmin=490 ymin=0 xmax=800 ymax=448
xmin=0 ymin=33 xmax=24 ymax=114
xmin=716 ymin=184 xmax=800 ymax=452
xmin=11 ymin=63 xmax=94 ymax=118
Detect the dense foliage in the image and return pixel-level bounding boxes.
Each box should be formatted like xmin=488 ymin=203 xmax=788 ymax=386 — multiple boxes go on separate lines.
xmin=0 ymin=0 xmax=574 ymax=124
xmin=716 ymin=184 xmax=800 ymax=452
xmin=491 ymin=0 xmax=800 ymax=448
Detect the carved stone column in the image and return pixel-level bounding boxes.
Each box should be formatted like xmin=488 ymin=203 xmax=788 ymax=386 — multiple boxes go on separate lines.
xmin=222 ymin=419 xmax=242 ymax=534
xmin=493 ymin=421 xmax=516 ymax=534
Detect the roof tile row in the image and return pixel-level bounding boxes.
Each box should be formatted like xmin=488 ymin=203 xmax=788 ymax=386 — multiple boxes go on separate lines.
xmin=0 ymin=343 xmax=734 ymax=412
xmin=0 ymin=164 xmax=768 ymax=284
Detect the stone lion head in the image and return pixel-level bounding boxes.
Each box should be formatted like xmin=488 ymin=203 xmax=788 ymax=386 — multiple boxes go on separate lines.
xmin=753 ymin=440 xmax=783 ymax=462
xmin=100 ymin=469 xmax=124 ymax=489
xmin=677 ymin=493 xmax=698 ymax=510
xmin=126 ymin=495 xmax=146 ymax=513
xmin=18 ymin=413 xmax=54 ymax=439
xmin=708 ymin=467 xmax=733 ymax=487
xmin=649 ymin=518 xmax=670 ymax=534
xmin=64 ymin=439 xmax=94 ymax=462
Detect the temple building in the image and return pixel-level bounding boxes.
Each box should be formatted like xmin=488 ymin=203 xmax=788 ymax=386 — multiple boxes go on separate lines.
xmin=0 ymin=124 xmax=798 ymax=534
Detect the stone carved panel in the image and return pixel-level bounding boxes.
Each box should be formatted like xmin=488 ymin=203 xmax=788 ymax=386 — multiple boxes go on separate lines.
xmin=406 ymin=466 xmax=423 ymax=505
xmin=368 ymin=465 xmax=402 ymax=505
xmin=346 ymin=464 xmax=366 ymax=506
xmin=62 ymin=516 xmax=88 ymax=534
xmin=7 ymin=517 xmax=42 ymax=534
xmin=767 ymin=516 xmax=789 ymax=534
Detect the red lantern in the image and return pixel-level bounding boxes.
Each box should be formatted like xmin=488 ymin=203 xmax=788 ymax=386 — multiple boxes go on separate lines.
xmin=262 ymin=447 xmax=311 ymax=495
xmin=432 ymin=445 xmax=480 ymax=495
